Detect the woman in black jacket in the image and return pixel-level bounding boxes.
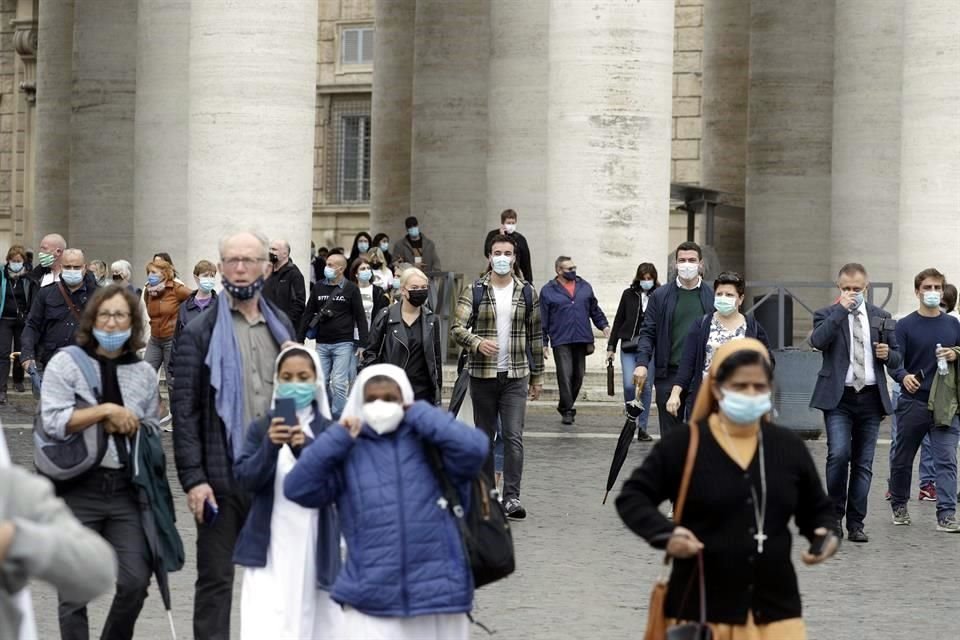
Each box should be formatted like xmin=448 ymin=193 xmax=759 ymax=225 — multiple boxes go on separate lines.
xmin=667 ymin=271 xmax=773 ymax=420
xmin=349 ymin=256 xmax=390 ymax=334
xmin=606 ymin=262 xmax=659 ymax=441
xmin=0 ymin=245 xmax=32 ymax=402
xmin=616 ymin=340 xmax=836 ymax=637
xmin=347 ymin=231 xmax=373 ymax=266
xmin=361 ymin=267 xmax=442 ymax=404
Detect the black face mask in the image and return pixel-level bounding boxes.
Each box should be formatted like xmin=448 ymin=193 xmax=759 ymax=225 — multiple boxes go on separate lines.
xmin=269 ymin=253 xmax=279 ymax=264
xmin=370 ymin=261 xmax=383 ymax=269
xmin=407 ymin=289 xmax=429 ymax=308
xmin=112 ymin=274 xmax=124 ymax=282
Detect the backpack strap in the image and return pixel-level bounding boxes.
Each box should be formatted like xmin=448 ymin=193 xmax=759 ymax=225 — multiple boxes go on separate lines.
xmin=61 ymin=345 xmax=102 ymax=400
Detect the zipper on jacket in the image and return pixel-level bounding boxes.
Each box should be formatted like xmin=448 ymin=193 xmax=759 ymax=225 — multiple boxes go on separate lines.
xmin=391 ymin=325 xmax=412 ymax=368
xmin=392 ymin=438 xmax=411 ymax=615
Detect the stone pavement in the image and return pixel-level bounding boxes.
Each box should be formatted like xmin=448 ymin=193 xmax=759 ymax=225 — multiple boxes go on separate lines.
xmin=4 ymin=400 xmax=959 ymax=639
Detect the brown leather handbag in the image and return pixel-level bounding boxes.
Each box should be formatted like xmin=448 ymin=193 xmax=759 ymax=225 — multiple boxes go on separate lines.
xmin=644 ymin=422 xmax=701 ymax=640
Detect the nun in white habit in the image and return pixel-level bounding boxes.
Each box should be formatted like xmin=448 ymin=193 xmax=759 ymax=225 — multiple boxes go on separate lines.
xmin=233 ymin=345 xmax=343 ymax=639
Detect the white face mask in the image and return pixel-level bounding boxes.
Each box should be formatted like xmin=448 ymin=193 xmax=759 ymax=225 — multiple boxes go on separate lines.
xmin=362 ymin=400 xmax=405 ymax=435
xmin=677 ymin=262 xmax=700 ymax=281
xmin=504 ymin=223 xmax=517 ymax=234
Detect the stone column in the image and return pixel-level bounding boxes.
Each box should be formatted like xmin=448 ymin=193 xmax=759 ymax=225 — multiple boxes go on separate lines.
xmin=187 ymin=0 xmax=319 ymax=270
xmin=369 ymin=0 xmax=415 ymax=237
xmin=746 ymin=0 xmax=834 ymax=319
xmin=545 ymin=0 xmax=674 ymax=311
xmin=486 ymin=0 xmax=549 ymax=279
xmin=33 ymin=0 xmax=73 ymax=245
xmin=830 ymin=0 xmax=902 ymax=297
xmin=69 ymin=0 xmax=138 ymax=263
xmin=701 ymin=0 xmax=750 ymax=275
xmin=12 ymin=0 xmax=38 ymax=245
xmin=409 ymin=0 xmax=489 ymax=273
xmin=134 ymin=0 xmax=189 ymax=274
xmin=897 ymin=0 xmax=960 ymax=312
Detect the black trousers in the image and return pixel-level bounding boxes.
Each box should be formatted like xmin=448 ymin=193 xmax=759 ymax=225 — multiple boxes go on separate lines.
xmin=553 ymin=343 xmax=588 ymax=415
xmin=0 ymin=317 xmax=25 ymax=389
xmin=193 ymin=491 xmax=251 ymax=640
xmin=58 ymin=469 xmax=152 ymax=640
xmin=655 ymin=367 xmax=687 ymax=439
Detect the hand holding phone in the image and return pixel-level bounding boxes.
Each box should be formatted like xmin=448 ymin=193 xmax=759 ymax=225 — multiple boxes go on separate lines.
xmin=275 ymin=397 xmax=298 ymax=427
xmin=202 ymin=498 xmax=219 ymax=527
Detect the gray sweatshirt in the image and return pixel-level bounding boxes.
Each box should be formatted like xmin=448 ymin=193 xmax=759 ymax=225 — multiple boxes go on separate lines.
xmin=0 ymin=465 xmax=117 ymax=638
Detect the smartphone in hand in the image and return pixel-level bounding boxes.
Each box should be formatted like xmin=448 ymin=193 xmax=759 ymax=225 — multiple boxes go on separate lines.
xmin=275 ymin=397 xmax=298 ymax=427
xmin=203 ymin=499 xmax=219 ymax=527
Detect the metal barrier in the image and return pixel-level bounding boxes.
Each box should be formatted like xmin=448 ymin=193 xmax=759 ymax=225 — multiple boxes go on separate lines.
xmin=425 ymin=271 xmax=463 ymax=363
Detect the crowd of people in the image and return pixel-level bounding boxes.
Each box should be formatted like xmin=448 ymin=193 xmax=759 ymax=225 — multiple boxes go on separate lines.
xmin=1 ymin=214 xmax=959 ymax=639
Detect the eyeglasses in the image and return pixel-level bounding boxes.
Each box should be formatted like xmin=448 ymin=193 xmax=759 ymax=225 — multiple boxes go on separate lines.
xmin=221 ymin=257 xmax=266 ymax=268
xmin=96 ymin=311 xmax=131 ymax=323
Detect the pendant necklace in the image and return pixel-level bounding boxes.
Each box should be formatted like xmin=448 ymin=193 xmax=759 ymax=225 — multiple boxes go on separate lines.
xmin=719 ymin=422 xmax=768 ymax=554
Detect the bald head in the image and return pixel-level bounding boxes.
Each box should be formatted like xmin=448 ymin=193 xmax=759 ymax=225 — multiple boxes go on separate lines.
xmin=61 ymin=248 xmax=86 ymax=265
xmin=38 ymin=234 xmax=67 ymax=269
xmin=40 ymin=234 xmax=66 ymax=252
xmin=219 ymin=230 xmax=270 ymax=288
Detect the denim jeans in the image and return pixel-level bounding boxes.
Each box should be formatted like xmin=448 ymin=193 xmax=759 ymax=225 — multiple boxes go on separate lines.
xmin=471 ymin=374 xmax=528 ymax=501
xmin=889 ymin=396 xmax=960 ymax=519
xmin=316 ymin=341 xmax=355 ymax=418
xmin=889 ymin=383 xmax=936 ymax=486
xmin=620 ymin=350 xmax=653 ymax=431
xmin=824 ymin=387 xmax=884 ymax=531
xmin=145 ymin=335 xmax=174 ymax=388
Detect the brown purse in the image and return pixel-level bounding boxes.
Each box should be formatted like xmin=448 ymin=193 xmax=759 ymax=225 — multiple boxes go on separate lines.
xmin=644 ymin=422 xmax=700 ymax=640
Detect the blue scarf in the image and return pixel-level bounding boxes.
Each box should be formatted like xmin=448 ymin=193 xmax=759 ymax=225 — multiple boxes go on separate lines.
xmin=205 ymin=294 xmax=291 ymax=460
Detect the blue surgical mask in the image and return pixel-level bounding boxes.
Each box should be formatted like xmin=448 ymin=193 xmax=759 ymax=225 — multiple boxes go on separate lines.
xmin=147 ymin=273 xmax=162 ymax=286
xmin=719 ymin=389 xmax=772 ymax=425
xmin=491 ymin=256 xmax=513 ymax=276
xmin=357 ymin=241 xmax=370 ymax=253
xmin=198 ymin=276 xmax=217 ymax=292
xmin=93 ymin=328 xmax=131 ymax=352
xmin=923 ymin=291 xmax=942 ymax=309
xmin=276 ymin=382 xmax=316 ymax=410
xmin=407 ymin=227 xmax=420 ymax=239
xmin=852 ymin=292 xmax=864 ymax=309
xmin=324 ymin=266 xmax=338 ymax=281
xmin=61 ymin=269 xmax=83 ymax=286
xmin=7 ymin=261 xmax=23 ymax=273
xmin=392 ymin=277 xmax=401 ymax=290
xmin=639 ymin=280 xmax=654 ymax=291
xmin=380 ymin=242 xmax=390 ymax=253
xmin=358 ymin=269 xmax=373 ymax=282
xmin=714 ymin=296 xmax=738 ymax=316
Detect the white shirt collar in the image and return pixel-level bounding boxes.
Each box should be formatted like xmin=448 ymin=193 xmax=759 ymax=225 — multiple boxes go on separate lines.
xmin=676 ymin=276 xmax=702 ymax=290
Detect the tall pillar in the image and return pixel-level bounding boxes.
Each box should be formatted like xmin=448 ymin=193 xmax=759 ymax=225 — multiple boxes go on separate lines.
xmin=486 ymin=0 xmax=549 ymax=280
xmin=701 ymin=0 xmax=750 ymax=275
xmin=33 ymin=0 xmax=73 ymax=245
xmin=409 ymin=0 xmax=489 ymax=273
xmin=830 ymin=0 xmax=902 ymax=297
xmin=746 ymin=0 xmax=834 ymax=318
xmin=69 ymin=0 xmax=138 ymax=263
xmin=12 ymin=0 xmax=39 ymax=246
xmin=370 ymin=0 xmax=415 ymax=237
xmin=546 ymin=0 xmax=673 ymax=310
xmin=897 ymin=0 xmax=960 ymax=312
xmin=187 ymin=0 xmax=319 ymax=269
xmin=134 ymin=0 xmax=189 ymax=274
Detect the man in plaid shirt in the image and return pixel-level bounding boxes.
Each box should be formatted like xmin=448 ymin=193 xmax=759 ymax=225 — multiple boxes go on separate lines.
xmin=452 ymin=234 xmax=544 ymax=520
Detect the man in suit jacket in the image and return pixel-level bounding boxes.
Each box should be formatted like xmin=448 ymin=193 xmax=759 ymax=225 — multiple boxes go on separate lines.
xmin=810 ymin=263 xmax=902 ymax=544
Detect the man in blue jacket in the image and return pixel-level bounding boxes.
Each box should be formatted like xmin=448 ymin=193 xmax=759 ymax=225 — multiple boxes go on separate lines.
xmin=633 ymin=241 xmax=714 ymax=438
xmin=540 ymin=256 xmax=610 ymax=424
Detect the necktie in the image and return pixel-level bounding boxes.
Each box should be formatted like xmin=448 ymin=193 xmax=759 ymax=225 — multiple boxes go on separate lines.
xmin=851 ymin=312 xmax=866 ymax=391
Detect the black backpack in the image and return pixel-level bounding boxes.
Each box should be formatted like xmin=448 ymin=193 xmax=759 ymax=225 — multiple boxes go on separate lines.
xmin=424 ymin=443 xmax=515 ymax=588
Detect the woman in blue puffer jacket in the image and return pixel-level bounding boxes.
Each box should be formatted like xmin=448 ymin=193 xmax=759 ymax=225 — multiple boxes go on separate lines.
xmin=284 ymin=363 xmax=489 ymax=640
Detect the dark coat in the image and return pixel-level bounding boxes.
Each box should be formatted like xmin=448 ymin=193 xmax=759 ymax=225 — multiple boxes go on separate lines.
xmin=262 ymin=261 xmax=306 ymax=330
xmin=174 ymin=290 xmax=218 ymax=342
xmin=232 ymin=409 xmax=341 ymax=589
xmin=391 ymin=233 xmax=442 ymax=272
xmin=364 ymin=283 xmax=390 ymax=323
xmin=0 ymin=267 xmax=33 ymax=320
xmin=636 ymin=280 xmax=715 ymax=380
xmin=361 ymin=303 xmax=442 ymax=405
xmin=539 ymin=277 xmax=609 ymax=348
xmin=809 ymin=302 xmax=902 ymax=414
xmin=170 ymin=295 xmax=296 ymax=495
xmin=607 ymin=284 xmax=657 ymax=351
xmin=20 ymin=278 xmax=96 ymax=366
xmin=483 ymin=229 xmax=534 ymax=284
xmin=673 ymin=313 xmax=775 ymax=415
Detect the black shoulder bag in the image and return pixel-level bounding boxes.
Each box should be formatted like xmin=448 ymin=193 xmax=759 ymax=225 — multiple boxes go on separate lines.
xmin=424 ymin=443 xmax=515 ymax=588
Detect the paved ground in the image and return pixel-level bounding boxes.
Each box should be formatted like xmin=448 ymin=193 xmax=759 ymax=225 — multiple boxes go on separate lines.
xmin=4 ymin=394 xmax=959 ymax=639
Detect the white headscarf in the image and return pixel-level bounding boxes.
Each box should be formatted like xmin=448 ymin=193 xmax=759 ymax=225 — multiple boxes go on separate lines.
xmin=271 ymin=345 xmax=332 ymax=437
xmin=340 ymin=364 xmax=415 ymax=423
xmin=0 ymin=429 xmax=38 ymax=640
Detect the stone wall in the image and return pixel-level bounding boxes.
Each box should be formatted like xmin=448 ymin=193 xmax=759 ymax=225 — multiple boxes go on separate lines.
xmin=0 ymin=0 xmax=19 ymax=247
xmin=672 ymin=0 xmax=703 ymax=186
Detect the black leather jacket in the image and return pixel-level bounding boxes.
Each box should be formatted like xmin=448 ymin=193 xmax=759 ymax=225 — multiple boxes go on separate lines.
xmin=361 ymin=302 xmax=442 ymax=405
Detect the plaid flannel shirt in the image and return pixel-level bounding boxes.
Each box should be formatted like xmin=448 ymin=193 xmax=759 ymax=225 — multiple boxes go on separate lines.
xmin=451 ymin=272 xmax=544 ymax=386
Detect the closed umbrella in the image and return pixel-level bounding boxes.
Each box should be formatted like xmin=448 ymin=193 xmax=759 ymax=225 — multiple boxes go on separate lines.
xmin=448 ymin=349 xmax=471 ymax=417
xmin=602 ymin=394 xmax=646 ymax=505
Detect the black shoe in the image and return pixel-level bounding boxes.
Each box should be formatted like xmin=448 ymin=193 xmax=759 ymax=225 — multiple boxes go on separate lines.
xmin=504 ymin=498 xmax=527 ymax=520
xmin=561 ymin=412 xmax=574 ymax=425
xmin=13 ymin=382 xmax=24 ymax=393
xmin=637 ymin=430 xmax=653 ymax=442
xmin=833 ymin=521 xmax=844 ymax=539
xmin=848 ymin=529 xmax=869 ymax=543
xmin=0 ymin=391 xmax=7 ymax=405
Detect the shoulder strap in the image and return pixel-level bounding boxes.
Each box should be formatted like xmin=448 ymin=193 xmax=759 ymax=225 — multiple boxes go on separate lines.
xmin=522 ymin=282 xmax=533 ymax=324
xmin=57 ymin=281 xmax=83 ymax=321
xmin=469 ymin=280 xmax=484 ymax=330
xmin=673 ymin=422 xmax=700 ymax=524
xmin=62 ymin=345 xmax=102 ymax=400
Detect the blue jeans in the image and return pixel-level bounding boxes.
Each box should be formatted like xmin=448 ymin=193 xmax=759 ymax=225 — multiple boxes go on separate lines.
xmin=889 ymin=384 xmax=936 ymax=486
xmin=824 ymin=387 xmax=883 ymax=531
xmin=316 ymin=342 xmax=355 ymax=419
xmin=620 ymin=350 xmax=653 ymax=431
xmin=889 ymin=396 xmax=960 ymax=519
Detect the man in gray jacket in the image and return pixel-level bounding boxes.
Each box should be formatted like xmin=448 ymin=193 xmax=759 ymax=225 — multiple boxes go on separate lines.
xmin=0 ymin=431 xmax=117 ymax=640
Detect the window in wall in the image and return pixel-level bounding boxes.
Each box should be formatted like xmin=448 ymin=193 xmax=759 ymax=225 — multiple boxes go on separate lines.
xmin=341 ymin=27 xmax=374 ymax=66
xmin=326 ymin=97 xmax=372 ymax=204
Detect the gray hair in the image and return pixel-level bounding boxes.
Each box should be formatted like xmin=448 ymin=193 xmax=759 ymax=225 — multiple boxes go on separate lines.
xmin=62 ymin=248 xmax=85 ymax=262
xmin=554 ymin=255 xmax=572 ymax=271
xmin=41 ymin=233 xmax=67 ymax=251
xmin=219 ymin=230 xmax=270 ymax=260
xmin=111 ymin=259 xmax=132 ymax=280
